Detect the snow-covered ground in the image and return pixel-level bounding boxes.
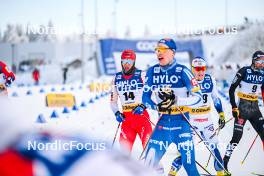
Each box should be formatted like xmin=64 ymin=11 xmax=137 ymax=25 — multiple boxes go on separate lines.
xmin=4 ymin=81 xmax=264 ymax=176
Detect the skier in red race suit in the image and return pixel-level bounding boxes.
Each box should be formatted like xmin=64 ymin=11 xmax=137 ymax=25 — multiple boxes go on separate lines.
xmin=0 ymin=61 xmax=15 ymax=96
xmin=110 ymin=49 xmax=152 ymax=152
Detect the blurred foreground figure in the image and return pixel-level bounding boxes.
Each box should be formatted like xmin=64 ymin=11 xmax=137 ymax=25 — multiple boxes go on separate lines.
xmin=0 ymin=61 xmax=15 ymax=96
xmin=0 ymin=99 xmax=157 ymax=176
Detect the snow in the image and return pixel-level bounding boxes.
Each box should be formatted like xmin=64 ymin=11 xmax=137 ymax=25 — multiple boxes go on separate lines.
xmin=3 ymin=81 xmax=264 ymax=176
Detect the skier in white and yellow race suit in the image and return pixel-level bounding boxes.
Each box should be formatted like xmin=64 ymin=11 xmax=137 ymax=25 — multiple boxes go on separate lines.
xmin=168 ymin=57 xmax=226 ymax=176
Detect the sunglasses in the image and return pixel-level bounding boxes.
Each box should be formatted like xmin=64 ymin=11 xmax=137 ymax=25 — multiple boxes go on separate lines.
xmin=154 ymin=47 xmax=170 ymax=53
xmin=193 ymin=66 xmax=206 ymax=71
xmin=121 ymin=59 xmax=134 ymax=65
xmin=255 ymin=59 xmax=264 ymax=65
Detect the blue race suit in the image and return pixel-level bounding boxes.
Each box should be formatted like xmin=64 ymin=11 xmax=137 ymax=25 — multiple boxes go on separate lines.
xmin=142 ymin=59 xmax=202 ymax=176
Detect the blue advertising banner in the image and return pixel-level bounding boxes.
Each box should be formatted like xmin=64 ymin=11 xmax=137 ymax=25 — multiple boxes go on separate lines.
xmin=99 ymin=39 xmax=204 ymax=75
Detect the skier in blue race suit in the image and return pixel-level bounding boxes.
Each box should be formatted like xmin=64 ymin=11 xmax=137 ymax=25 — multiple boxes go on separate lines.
xmin=132 ymin=38 xmax=202 ymax=176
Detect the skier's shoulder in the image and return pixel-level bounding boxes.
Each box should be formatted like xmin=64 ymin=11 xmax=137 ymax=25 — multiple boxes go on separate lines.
xmin=175 ymin=63 xmax=186 ymax=68
xmin=146 ymin=63 xmax=160 ymax=75
xmin=134 ymin=68 xmax=142 ymax=76
xmin=175 ymin=63 xmax=193 ymax=78
xmin=237 ymin=66 xmax=250 ymax=76
xmin=113 ymin=71 xmax=123 ymax=82
xmin=175 ymin=63 xmax=190 ymax=73
xmin=134 ymin=68 xmax=147 ymax=79
xmin=148 ymin=63 xmax=160 ymax=70
xmin=114 ymin=71 xmax=123 ymax=76
xmin=204 ymin=73 xmax=213 ymax=81
xmin=204 ymin=74 xmax=217 ymax=88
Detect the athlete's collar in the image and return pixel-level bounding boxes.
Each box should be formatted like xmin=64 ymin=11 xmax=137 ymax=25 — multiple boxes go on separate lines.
xmin=197 ymin=79 xmax=204 ymax=84
xmin=251 ymin=64 xmax=264 ymax=74
xmin=122 ymin=68 xmax=139 ymax=79
xmin=160 ymin=58 xmax=177 ymax=72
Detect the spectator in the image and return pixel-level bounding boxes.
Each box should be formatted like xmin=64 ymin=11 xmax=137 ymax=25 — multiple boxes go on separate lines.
xmin=62 ymin=67 xmax=68 ymax=84
xmin=32 ymin=68 xmax=40 ymax=85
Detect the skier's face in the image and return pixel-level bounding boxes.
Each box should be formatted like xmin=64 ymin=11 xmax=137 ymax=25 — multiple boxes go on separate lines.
xmin=121 ymin=59 xmax=134 ymax=72
xmin=193 ymin=66 xmax=206 ymax=81
xmin=155 ymin=43 xmax=175 ymax=66
xmin=254 ymin=58 xmax=264 ymax=69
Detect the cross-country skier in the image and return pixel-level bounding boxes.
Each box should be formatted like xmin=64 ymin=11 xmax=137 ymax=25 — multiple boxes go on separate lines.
xmin=168 ymin=57 xmax=226 ymax=176
xmin=110 ymin=49 xmax=152 ymax=152
xmin=132 ymin=38 xmax=202 ymax=175
xmin=223 ymin=50 xmax=264 ymax=173
xmin=0 ymin=61 xmax=15 ymax=96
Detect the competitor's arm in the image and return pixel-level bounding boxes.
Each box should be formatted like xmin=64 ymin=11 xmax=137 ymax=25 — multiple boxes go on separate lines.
xmin=0 ymin=61 xmax=15 ymax=86
xmin=211 ymin=77 xmax=226 ymax=129
xmin=110 ymin=76 xmax=125 ymax=123
xmin=138 ymin=71 xmax=146 ymax=98
xmin=229 ymin=67 xmax=245 ymax=108
xmin=142 ymin=68 xmax=157 ymax=110
xmin=177 ymin=68 xmax=202 ymax=107
xmin=110 ymin=76 xmax=119 ymax=114
xmin=140 ymin=71 xmax=146 ymax=83
xmin=211 ymin=77 xmax=224 ymax=113
xmin=261 ymin=83 xmax=264 ymax=104
xmin=0 ymin=61 xmax=7 ymax=74
xmin=0 ymin=61 xmax=13 ymax=77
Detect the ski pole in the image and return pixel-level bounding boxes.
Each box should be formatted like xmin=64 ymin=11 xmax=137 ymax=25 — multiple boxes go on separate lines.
xmin=251 ymin=172 xmax=264 ymax=176
xmin=139 ymin=113 xmax=163 ymax=160
xmin=111 ymin=123 xmax=121 ymax=148
xmin=214 ymin=117 xmax=234 ymax=132
xmin=241 ymin=134 xmax=258 ymax=165
xmin=176 ymin=106 xmax=229 ymax=173
xmin=205 ymin=153 xmax=212 ymax=168
xmin=142 ymin=113 xmax=156 ymax=126
xmin=196 ymin=117 xmax=234 ymax=145
xmin=195 ymin=160 xmax=213 ymax=176
xmin=205 ymin=122 xmax=222 ymax=168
